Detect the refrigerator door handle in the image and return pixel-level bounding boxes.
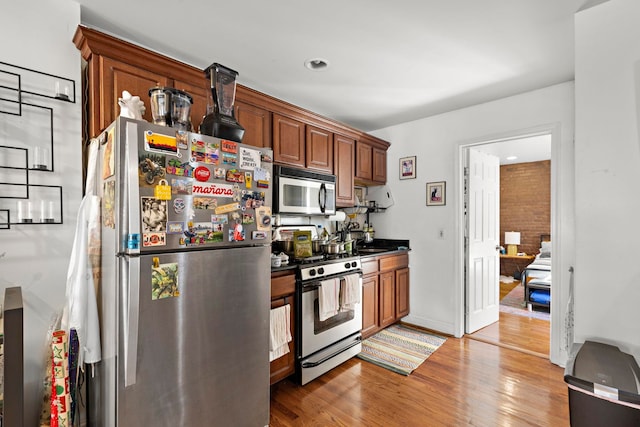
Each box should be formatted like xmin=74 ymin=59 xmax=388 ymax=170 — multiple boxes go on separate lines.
xmin=124 ymin=121 xmax=141 ymax=254
xmin=123 ymin=256 xmax=140 ymax=387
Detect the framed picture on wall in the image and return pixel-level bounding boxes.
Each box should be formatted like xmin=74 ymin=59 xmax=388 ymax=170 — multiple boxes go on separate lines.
xmin=426 ymin=181 xmax=446 ymax=206
xmin=399 ymin=156 xmax=416 ymax=180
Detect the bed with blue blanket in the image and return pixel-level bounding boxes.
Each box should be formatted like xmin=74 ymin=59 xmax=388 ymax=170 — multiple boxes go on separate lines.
xmin=522 ymin=235 xmax=551 ymax=309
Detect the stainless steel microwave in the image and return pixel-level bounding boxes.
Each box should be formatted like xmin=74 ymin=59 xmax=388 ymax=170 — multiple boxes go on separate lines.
xmin=273 ymin=165 xmax=336 ymax=216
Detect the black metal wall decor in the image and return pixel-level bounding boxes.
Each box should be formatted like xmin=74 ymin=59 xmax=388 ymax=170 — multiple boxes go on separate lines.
xmin=0 ymin=61 xmax=74 ymax=229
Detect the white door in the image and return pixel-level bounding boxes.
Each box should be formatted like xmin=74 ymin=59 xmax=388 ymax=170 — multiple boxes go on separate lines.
xmin=465 ymin=148 xmax=500 ymax=333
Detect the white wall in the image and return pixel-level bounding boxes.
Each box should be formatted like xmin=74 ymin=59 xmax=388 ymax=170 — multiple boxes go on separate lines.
xmin=371 ymin=82 xmax=575 ymax=364
xmin=574 ymin=0 xmax=640 ymax=360
xmin=0 ymin=1 xmax=81 ymax=424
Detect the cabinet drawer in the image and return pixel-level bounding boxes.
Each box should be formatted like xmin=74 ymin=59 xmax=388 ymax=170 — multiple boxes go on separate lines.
xmin=379 ymin=253 xmax=408 ymax=272
xmin=271 ymin=272 xmax=296 ymax=299
xmin=361 ymin=258 xmax=379 ymax=276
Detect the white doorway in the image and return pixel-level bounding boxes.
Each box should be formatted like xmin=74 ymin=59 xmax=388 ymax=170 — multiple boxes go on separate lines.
xmin=456 ymin=127 xmax=558 ymax=356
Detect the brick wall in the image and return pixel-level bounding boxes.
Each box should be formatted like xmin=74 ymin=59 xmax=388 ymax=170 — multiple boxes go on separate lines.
xmin=500 ymin=160 xmax=550 ymax=274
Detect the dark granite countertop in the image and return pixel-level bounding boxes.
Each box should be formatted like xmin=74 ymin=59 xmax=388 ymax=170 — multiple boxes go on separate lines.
xmin=354 ymin=238 xmax=411 ymax=256
xmin=270 ymin=238 xmax=411 ymax=272
xmin=270 ymin=263 xmax=297 ymax=274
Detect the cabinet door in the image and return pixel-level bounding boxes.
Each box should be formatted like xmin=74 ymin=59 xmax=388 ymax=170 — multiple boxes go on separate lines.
xmin=373 ymin=146 xmax=387 ymax=183
xmin=101 ymin=57 xmax=170 ymax=131
xmin=273 ymin=113 xmax=305 ymax=167
xmin=235 ymin=101 xmax=271 ymax=148
xmin=306 ymin=125 xmax=333 ymax=173
xmin=355 ymin=140 xmax=373 ymax=181
xmin=269 ymin=296 xmax=295 ymax=384
xmin=395 ymin=267 xmax=410 ymax=319
xmin=173 ymin=79 xmax=210 ymax=133
xmin=379 ymin=271 xmax=395 ymax=328
xmin=361 ymin=274 xmax=379 ymax=339
xmin=335 ymin=134 xmax=355 ymax=207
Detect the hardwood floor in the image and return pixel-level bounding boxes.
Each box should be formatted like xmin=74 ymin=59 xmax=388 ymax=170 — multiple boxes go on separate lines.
xmin=270 ymin=330 xmax=568 ymax=426
xmin=270 ymin=282 xmax=561 ymax=426
xmin=470 ymin=280 xmax=551 ymax=357
xmin=468 ymin=311 xmax=550 ymax=357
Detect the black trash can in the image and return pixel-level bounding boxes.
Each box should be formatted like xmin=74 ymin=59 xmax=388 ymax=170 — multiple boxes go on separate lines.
xmin=564 ymin=340 xmax=640 ymax=427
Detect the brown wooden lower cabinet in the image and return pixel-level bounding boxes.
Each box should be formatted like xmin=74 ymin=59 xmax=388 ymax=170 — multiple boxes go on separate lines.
xmin=270 ymin=270 xmax=296 ymax=385
xmin=395 ymin=267 xmax=410 ymax=318
xmin=361 ymin=274 xmax=379 ymax=338
xmin=379 ymin=271 xmax=396 ymax=328
xmin=361 ymin=252 xmax=410 ymax=339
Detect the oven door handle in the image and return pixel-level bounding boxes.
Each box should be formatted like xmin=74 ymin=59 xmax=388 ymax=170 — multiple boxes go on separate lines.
xmin=302 ymin=272 xmax=363 ymax=292
xmin=300 ymin=336 xmax=362 ymax=368
xmin=302 ymin=283 xmax=321 ymax=292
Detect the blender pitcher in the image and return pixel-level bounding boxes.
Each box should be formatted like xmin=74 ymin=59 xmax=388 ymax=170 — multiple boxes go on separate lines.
xmin=148 ymin=87 xmax=172 ymax=126
xmin=199 ymin=62 xmax=245 ymax=142
xmin=170 ymin=88 xmax=193 ymax=131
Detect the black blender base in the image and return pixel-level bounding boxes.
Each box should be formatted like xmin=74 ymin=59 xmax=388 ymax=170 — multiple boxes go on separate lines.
xmin=200 ymin=116 xmax=245 ymax=143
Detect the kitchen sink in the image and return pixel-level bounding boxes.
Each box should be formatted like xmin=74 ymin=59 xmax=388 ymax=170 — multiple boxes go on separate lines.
xmin=357 ymin=248 xmax=393 ymax=254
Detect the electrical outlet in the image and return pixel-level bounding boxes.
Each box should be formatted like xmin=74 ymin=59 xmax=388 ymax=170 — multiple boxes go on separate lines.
xmin=438 ymin=229 xmax=445 ymax=239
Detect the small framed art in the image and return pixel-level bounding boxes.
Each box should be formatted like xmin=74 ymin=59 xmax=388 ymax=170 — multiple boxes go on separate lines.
xmin=399 ymin=156 xmax=416 ymax=180
xmin=426 ymin=181 xmax=446 ymax=206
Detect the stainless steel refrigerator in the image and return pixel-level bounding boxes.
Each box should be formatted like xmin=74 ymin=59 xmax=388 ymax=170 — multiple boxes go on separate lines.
xmin=89 ymin=117 xmax=272 ymax=426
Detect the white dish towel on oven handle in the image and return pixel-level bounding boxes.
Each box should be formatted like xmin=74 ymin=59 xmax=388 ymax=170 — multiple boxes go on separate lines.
xmin=318 ymin=278 xmax=340 ymax=321
xmin=341 ymin=273 xmax=361 ymax=311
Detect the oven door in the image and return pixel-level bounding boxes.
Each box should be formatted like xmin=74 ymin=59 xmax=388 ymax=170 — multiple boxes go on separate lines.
xmin=300 ymin=275 xmax=362 ymax=358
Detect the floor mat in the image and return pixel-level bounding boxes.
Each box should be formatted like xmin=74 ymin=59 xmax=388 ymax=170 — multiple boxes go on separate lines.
xmin=500 ymin=284 xmax=550 ymax=321
xmin=357 ymin=324 xmax=446 ymax=375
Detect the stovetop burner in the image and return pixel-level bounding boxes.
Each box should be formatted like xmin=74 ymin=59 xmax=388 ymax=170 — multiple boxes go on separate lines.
xmin=292 ymin=254 xmax=326 ymax=264
xmin=292 ymin=252 xmax=354 ymax=264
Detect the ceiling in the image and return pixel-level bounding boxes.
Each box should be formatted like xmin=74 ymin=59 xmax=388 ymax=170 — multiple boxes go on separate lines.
xmin=74 ymin=0 xmax=593 ymax=134
xmin=477 ymin=134 xmax=551 ymax=165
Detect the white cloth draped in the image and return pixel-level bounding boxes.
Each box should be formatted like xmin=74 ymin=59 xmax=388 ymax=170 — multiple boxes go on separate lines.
xmin=340 ymin=274 xmax=360 ymax=311
xmin=269 ymin=304 xmax=292 ymax=362
xmin=318 ymin=278 xmax=340 ymax=321
xmin=60 ymin=138 xmax=102 ymax=365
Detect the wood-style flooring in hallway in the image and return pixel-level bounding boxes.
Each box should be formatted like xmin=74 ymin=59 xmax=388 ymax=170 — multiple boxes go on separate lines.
xmin=270 ymin=310 xmax=563 ymax=426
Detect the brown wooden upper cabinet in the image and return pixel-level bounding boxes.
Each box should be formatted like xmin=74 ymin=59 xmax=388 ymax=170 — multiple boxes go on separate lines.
xmin=234 ymin=100 xmax=271 ymax=148
xmin=73 ymin=25 xmax=391 ymax=190
xmin=99 ymin=57 xmax=171 ymax=131
xmin=273 ymin=113 xmax=306 ymax=167
xmin=306 ymin=125 xmax=333 ymax=174
xmin=355 ymin=135 xmax=387 ymax=186
xmin=355 ymin=140 xmax=373 ymax=181
xmin=74 ymin=26 xmax=212 ymax=138
xmin=272 ymin=116 xmax=335 ymax=174
xmin=334 ymin=134 xmax=355 ymax=207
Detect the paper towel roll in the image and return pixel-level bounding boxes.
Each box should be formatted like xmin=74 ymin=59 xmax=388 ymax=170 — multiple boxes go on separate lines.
xmin=327 ymin=211 xmax=346 ymax=222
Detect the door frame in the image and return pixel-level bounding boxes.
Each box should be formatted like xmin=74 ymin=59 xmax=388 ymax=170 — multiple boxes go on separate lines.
xmin=454 ymin=123 xmax=563 ymax=363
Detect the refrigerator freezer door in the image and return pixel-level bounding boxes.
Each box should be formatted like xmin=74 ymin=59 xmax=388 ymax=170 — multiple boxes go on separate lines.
xmin=116 ymin=246 xmax=270 ymax=426
xmin=112 ymin=118 xmax=273 ymax=254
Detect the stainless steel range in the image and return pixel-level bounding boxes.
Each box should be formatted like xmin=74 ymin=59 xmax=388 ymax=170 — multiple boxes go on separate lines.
xmin=296 ymin=255 xmax=363 ymax=385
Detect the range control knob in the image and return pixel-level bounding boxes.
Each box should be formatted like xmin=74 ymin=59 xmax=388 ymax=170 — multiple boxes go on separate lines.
xmin=309 ymin=269 xmax=316 ymax=277
xmin=344 ymin=262 xmax=351 ymax=269
xmin=351 ymin=261 xmax=358 ymax=268
xmin=318 ymin=267 xmax=325 ymax=275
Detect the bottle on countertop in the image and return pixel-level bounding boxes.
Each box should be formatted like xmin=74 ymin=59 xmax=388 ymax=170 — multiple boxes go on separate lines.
xmin=318 ymin=225 xmax=330 ymax=241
